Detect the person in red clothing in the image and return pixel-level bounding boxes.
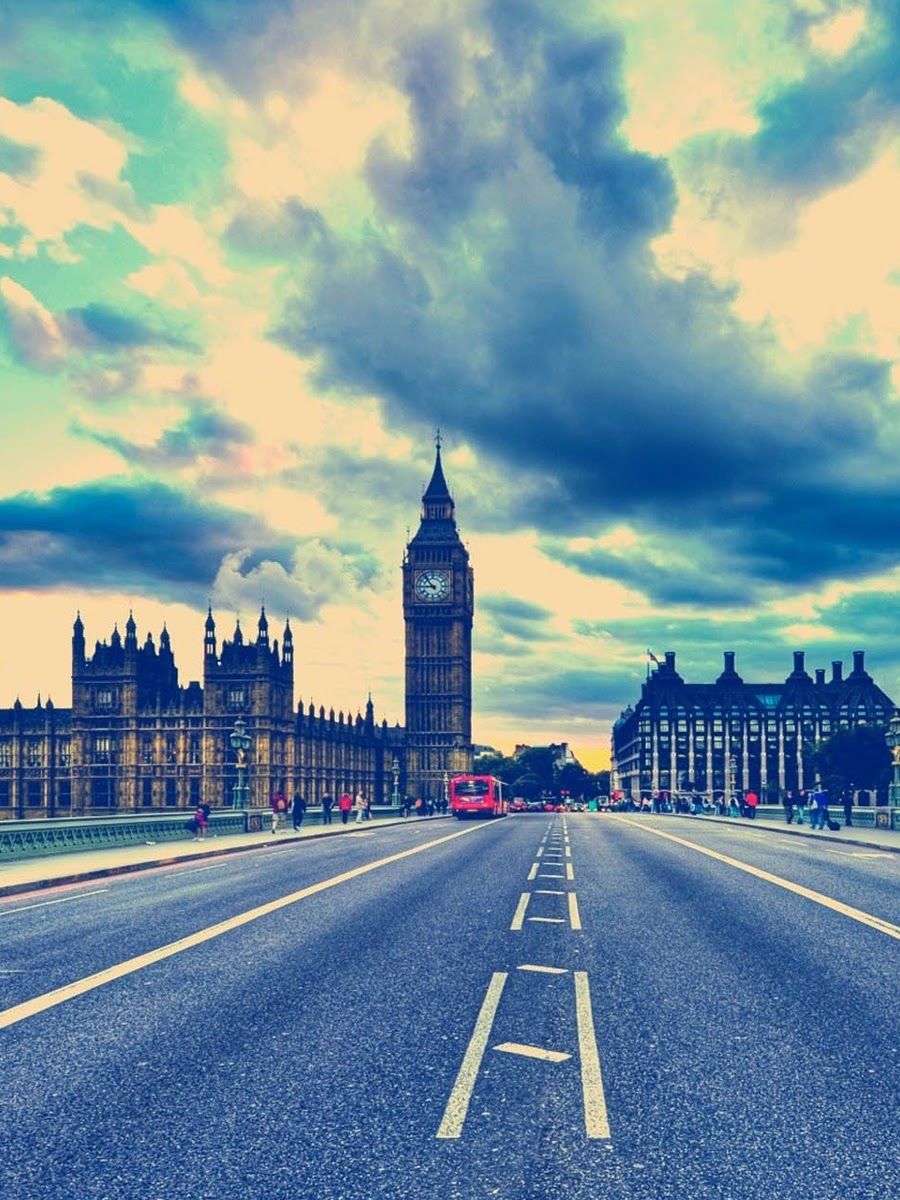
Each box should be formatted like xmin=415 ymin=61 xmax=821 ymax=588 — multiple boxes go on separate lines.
xmin=744 ymin=790 xmax=759 ymax=820
xmin=271 ymin=792 xmax=287 ymax=834
xmin=338 ymin=792 xmax=353 ymax=825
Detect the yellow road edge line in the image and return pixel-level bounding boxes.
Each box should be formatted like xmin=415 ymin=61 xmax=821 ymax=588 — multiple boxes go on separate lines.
xmin=0 ymin=823 xmax=490 ymax=1031
xmin=565 ymin=862 xmax=575 ymax=881
xmin=527 ymin=863 xmax=539 ymax=881
xmin=574 ymin=971 xmax=611 ymax=1139
xmin=493 ymin=1042 xmax=571 ymax=1063
xmin=568 ymin=893 xmax=582 ymax=931
xmin=436 ymin=972 xmax=508 ymax=1139
xmin=613 ymin=818 xmax=900 ymax=941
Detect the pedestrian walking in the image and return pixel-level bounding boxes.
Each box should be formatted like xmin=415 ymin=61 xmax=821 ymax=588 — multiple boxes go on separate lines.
xmin=728 ymin=793 xmax=740 ymax=818
xmin=782 ymin=789 xmax=795 ymax=824
xmin=354 ymin=790 xmax=366 ymax=824
xmin=842 ymin=791 xmax=854 ymax=827
xmin=192 ymin=803 xmax=208 ymax=840
xmin=795 ymin=789 xmax=808 ymax=825
xmin=321 ymin=793 xmax=334 ymax=825
xmin=338 ymin=792 xmax=353 ymax=825
xmin=414 ymin=796 xmax=424 ymax=818
xmin=744 ymin=790 xmax=759 ymax=820
xmin=810 ymin=786 xmax=829 ymax=830
xmin=271 ymin=792 xmax=287 ymax=834
xmin=291 ymin=793 xmax=307 ymax=831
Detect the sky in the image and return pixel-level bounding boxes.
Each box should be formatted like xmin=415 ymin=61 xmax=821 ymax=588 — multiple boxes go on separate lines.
xmin=0 ymin=0 xmax=897 ymax=771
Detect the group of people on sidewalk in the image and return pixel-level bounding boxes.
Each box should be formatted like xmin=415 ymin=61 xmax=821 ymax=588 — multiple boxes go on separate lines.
xmin=268 ymin=789 xmax=373 ymax=833
xmin=639 ymin=786 xmax=850 ymax=830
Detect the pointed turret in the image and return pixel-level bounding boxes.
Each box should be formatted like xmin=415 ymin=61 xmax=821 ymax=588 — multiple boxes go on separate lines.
xmin=110 ymin=623 xmax=122 ymax=650
xmin=205 ymin=606 xmax=217 ymax=657
xmin=73 ymin=611 xmax=85 ymax=666
xmin=233 ymin=618 xmax=243 ymax=646
xmin=282 ymin=617 xmax=293 ymax=666
xmin=257 ymin=605 xmax=269 ymax=648
xmin=125 ymin=611 xmax=137 ymax=651
xmin=421 ymin=430 xmax=455 ymax=522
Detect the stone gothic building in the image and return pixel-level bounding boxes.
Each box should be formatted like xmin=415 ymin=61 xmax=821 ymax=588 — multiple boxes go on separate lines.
xmin=612 ymin=649 xmax=894 ymax=802
xmin=0 ymin=444 xmax=474 ymax=817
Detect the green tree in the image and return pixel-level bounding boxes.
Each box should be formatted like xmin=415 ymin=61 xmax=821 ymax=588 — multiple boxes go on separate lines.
xmin=809 ymin=726 xmax=890 ymax=799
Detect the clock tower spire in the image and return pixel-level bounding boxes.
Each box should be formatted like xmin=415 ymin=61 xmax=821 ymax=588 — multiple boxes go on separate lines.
xmin=403 ymin=436 xmax=474 ymax=804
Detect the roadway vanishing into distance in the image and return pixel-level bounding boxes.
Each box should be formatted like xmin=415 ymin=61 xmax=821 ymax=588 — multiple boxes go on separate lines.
xmin=2 ymin=814 xmax=898 ymax=1200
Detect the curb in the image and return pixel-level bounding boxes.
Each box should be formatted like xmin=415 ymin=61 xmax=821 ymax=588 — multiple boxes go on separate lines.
xmin=0 ymin=816 xmax=451 ymax=899
xmin=656 ymin=812 xmax=900 ymax=855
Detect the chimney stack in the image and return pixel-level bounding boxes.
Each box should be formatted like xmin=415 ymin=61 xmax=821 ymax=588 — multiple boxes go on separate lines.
xmin=832 ymin=661 xmax=843 ymax=683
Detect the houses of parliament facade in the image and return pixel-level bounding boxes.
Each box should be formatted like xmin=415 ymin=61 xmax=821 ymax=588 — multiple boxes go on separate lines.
xmin=0 ymin=445 xmax=474 ymax=818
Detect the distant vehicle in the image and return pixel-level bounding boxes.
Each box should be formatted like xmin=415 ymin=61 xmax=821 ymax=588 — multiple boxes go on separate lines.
xmin=570 ymin=801 xmax=586 ymax=813
xmin=449 ymin=774 xmax=509 ymax=819
xmin=509 ymin=798 xmax=529 ymax=813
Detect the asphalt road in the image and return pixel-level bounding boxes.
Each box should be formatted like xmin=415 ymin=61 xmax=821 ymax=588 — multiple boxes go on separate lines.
xmin=2 ymin=814 xmax=898 ymax=1200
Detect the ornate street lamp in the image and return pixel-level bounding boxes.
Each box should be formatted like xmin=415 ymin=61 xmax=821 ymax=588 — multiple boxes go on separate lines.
xmin=442 ymin=770 xmax=449 ymax=813
xmin=391 ymin=755 xmax=400 ymax=811
xmin=229 ymin=717 xmax=251 ymax=809
xmin=886 ymin=709 xmax=900 ymax=808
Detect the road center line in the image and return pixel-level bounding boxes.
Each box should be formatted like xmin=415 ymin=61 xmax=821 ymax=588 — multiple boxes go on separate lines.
xmin=0 ymin=888 xmax=109 ymax=917
xmin=437 ymin=972 xmax=507 ymax=1139
xmin=568 ymin=893 xmax=582 ymax=931
xmin=0 ymin=823 xmax=491 ymax=1030
xmin=614 ymin=818 xmax=900 ymax=941
xmin=511 ymin=893 xmax=531 ymax=930
xmin=574 ymin=972 xmax=611 ymax=1139
xmin=565 ymin=863 xmax=575 ymax=881
xmin=527 ymin=863 xmax=539 ymax=880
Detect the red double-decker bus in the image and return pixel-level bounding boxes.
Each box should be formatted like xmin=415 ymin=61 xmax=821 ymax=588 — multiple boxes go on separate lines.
xmin=449 ymin=774 xmax=508 ymax=818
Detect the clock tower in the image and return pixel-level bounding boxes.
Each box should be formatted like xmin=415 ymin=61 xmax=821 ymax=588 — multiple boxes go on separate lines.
xmin=403 ymin=436 xmax=474 ymax=803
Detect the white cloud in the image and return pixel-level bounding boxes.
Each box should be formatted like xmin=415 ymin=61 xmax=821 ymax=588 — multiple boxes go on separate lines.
xmin=0 ymin=277 xmax=67 ymax=368
xmin=0 ymin=96 xmax=133 ymax=255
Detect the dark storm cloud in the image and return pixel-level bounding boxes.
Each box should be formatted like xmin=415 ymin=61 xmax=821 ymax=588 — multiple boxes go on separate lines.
xmin=477 ymin=664 xmax=627 ymax=721
xmin=63 ymin=303 xmax=197 ymax=351
xmin=542 ymin=540 xmax=751 ymax=607
xmin=270 ymin=5 xmax=898 ymax=603
xmin=0 ymin=479 xmax=293 ymax=603
xmin=225 ymin=199 xmax=333 ymax=260
xmin=479 ymin=595 xmax=553 ymax=623
xmin=74 ymin=400 xmax=256 ymax=468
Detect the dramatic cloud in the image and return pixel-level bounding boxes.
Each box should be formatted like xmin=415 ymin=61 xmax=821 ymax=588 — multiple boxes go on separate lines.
xmin=0 ymin=479 xmax=372 ymax=615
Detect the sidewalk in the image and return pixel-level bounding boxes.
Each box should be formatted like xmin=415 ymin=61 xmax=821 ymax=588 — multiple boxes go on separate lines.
xmin=0 ymin=815 xmax=446 ymax=899
xmin=645 ymin=811 xmax=900 ymax=854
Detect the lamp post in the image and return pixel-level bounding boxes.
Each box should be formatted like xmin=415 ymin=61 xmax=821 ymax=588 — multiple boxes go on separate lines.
xmin=442 ymin=770 xmax=449 ymax=815
xmin=391 ymin=755 xmax=400 ymax=812
xmin=229 ymin=717 xmax=251 ymax=809
xmin=886 ymin=710 xmax=900 ymax=808
xmin=728 ymin=754 xmax=737 ymax=807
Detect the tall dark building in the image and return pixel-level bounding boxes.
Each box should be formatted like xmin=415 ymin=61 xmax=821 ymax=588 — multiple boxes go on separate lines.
xmin=612 ymin=649 xmax=894 ymax=803
xmin=403 ymin=437 xmax=474 ymax=802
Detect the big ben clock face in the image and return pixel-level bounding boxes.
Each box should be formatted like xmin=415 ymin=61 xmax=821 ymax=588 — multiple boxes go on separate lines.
xmin=414 ymin=569 xmax=450 ymax=601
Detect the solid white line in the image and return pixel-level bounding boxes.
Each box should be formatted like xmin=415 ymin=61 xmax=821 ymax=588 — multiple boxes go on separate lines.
xmin=0 ymin=888 xmax=109 ymax=917
xmin=493 ymin=1042 xmax=571 ymax=1063
xmin=527 ymin=916 xmax=565 ymax=923
xmin=173 ymin=863 xmax=229 ymax=876
xmin=511 ymin=893 xmax=531 ymax=930
xmin=0 ymin=823 xmax=490 ymax=1031
xmin=436 ymin=972 xmax=507 ymax=1138
xmin=614 ymin=818 xmax=900 ymax=941
xmin=568 ymin=893 xmax=582 ymax=931
xmin=566 ymin=863 xmax=575 ymax=881
xmin=535 ymin=889 xmax=564 ymax=895
xmin=539 ymin=873 xmax=565 ymax=879
xmin=517 ymin=964 xmax=568 ymax=974
xmin=574 ymin=972 xmax=611 ymax=1139
xmin=527 ymin=863 xmax=539 ymax=881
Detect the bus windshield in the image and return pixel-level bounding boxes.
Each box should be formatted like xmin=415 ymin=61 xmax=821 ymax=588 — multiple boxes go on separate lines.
xmin=454 ymin=780 xmax=490 ymax=796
